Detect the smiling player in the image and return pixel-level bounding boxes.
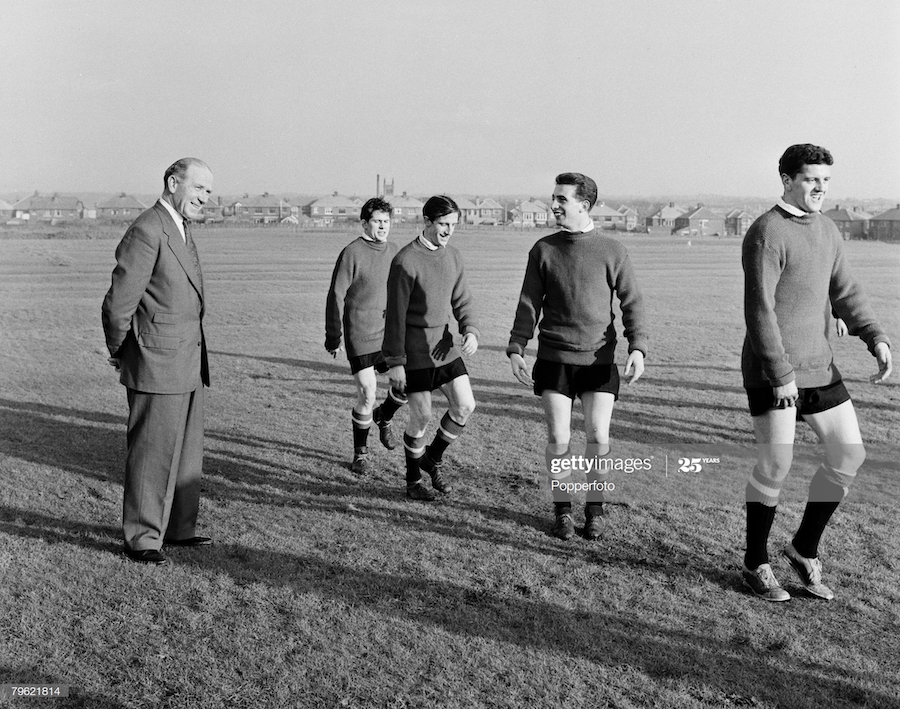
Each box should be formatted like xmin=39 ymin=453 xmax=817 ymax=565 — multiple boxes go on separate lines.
xmin=383 ymin=195 xmax=479 ymax=501
xmin=741 ymin=144 xmax=892 ymax=601
xmin=326 ymin=197 xmax=407 ymax=475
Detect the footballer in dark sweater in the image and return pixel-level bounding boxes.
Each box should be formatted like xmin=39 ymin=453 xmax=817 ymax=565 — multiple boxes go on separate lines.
xmin=384 ymin=195 xmax=480 ymax=501
xmin=507 ymin=173 xmax=648 ymax=541
xmin=740 ymin=144 xmax=892 ymax=602
xmin=325 ymin=198 xmax=407 ymax=475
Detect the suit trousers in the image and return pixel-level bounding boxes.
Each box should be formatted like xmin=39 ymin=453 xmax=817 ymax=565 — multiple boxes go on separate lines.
xmin=124 ymin=386 xmax=205 ymax=550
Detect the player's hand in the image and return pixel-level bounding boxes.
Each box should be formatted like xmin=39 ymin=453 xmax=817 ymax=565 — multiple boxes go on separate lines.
xmin=509 ymin=353 xmax=533 ymax=386
xmin=107 ymin=356 xmax=121 ymax=372
xmin=835 ymin=318 xmax=848 ymax=337
xmin=624 ymin=350 xmax=645 ymax=384
xmin=460 ymin=333 xmax=478 ymax=356
xmin=326 ymin=344 xmax=344 ymax=359
xmin=871 ymin=342 xmax=892 ymax=384
xmin=773 ymin=380 xmax=798 ymax=408
xmin=388 ymin=365 xmax=407 ymax=394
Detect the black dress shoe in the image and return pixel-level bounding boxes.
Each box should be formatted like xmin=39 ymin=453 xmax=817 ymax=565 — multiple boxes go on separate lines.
xmin=164 ymin=536 xmax=213 ymax=547
xmin=125 ymin=548 xmax=168 ymax=565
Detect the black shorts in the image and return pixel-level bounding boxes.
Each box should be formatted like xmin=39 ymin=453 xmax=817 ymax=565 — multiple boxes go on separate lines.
xmin=532 ymin=359 xmax=620 ymax=400
xmin=406 ymin=358 xmax=468 ymax=393
xmin=349 ymin=351 xmax=389 ymax=375
xmin=746 ymin=380 xmax=851 ymax=418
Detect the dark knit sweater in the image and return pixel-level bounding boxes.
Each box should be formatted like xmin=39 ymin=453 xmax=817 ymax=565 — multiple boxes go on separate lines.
xmin=742 ymin=206 xmax=890 ymax=388
xmin=325 ymin=237 xmax=398 ymax=358
xmin=383 ymin=238 xmax=480 ymax=370
xmin=506 ymin=230 xmax=648 ymax=365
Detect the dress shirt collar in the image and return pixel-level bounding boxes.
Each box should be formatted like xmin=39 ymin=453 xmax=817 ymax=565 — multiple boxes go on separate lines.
xmin=417 ymin=233 xmax=440 ymax=250
xmin=777 ymin=198 xmax=811 ymax=218
xmin=158 ymin=198 xmax=186 ymax=241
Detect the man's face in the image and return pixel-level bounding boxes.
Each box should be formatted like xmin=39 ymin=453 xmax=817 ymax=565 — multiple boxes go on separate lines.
xmin=424 ymin=211 xmax=459 ymax=247
xmin=551 ymin=183 xmax=589 ymax=230
xmin=362 ymin=210 xmax=391 ymax=242
xmin=782 ymin=163 xmax=830 ymax=213
xmin=169 ymin=164 xmax=213 ymax=221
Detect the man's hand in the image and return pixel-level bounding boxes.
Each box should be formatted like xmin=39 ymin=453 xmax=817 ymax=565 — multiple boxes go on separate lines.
xmin=624 ymin=350 xmax=645 ymax=384
xmin=327 ymin=344 xmax=344 ymax=359
xmin=773 ymin=380 xmax=799 ymax=408
xmin=871 ymin=342 xmax=892 ymax=384
xmin=835 ymin=318 xmax=848 ymax=337
xmin=388 ymin=365 xmax=407 ymax=394
xmin=509 ymin=353 xmax=533 ymax=386
xmin=108 ymin=356 xmax=121 ymax=372
xmin=460 ymin=332 xmax=478 ymax=356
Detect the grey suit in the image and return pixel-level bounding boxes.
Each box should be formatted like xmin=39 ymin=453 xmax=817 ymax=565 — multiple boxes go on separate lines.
xmin=102 ymin=201 xmax=210 ymax=550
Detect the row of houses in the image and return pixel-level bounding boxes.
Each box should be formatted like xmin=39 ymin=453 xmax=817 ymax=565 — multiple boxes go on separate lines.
xmin=4 ymin=191 xmax=900 ymax=240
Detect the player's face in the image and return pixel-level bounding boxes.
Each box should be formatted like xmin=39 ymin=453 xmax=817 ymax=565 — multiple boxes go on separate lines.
xmin=362 ymin=210 xmax=391 ymax=242
xmin=551 ymin=183 xmax=589 ymax=230
xmin=168 ymin=164 xmax=213 ymax=221
xmin=782 ymin=163 xmax=830 ymax=213
xmin=424 ymin=212 xmax=459 ymax=247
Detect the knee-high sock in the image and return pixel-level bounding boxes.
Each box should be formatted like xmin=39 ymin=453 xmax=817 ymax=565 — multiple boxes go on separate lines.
xmin=378 ymin=386 xmax=407 ymax=422
xmin=352 ymin=409 xmax=372 ymax=452
xmin=744 ymin=501 xmax=777 ymax=569
xmin=427 ymin=412 xmax=465 ymax=462
xmin=403 ymin=432 xmax=426 ymax=484
xmin=793 ymin=464 xmax=853 ymax=558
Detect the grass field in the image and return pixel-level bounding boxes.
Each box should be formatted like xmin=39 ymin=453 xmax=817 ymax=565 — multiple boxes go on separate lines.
xmin=1 ymin=225 xmax=898 ymax=708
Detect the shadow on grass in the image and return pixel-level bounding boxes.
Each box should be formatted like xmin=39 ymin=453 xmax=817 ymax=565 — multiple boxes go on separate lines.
xmin=209 ymin=349 xmax=346 ymax=376
xmin=1 ymin=509 xmax=895 ymax=709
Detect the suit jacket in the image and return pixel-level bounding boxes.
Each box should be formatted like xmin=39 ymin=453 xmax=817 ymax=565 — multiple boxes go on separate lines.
xmin=102 ymin=201 xmax=210 ymax=394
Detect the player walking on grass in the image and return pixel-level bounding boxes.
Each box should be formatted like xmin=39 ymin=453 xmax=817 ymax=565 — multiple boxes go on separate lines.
xmin=326 ymin=198 xmax=407 ymax=475
xmin=507 ymin=173 xmax=648 ymax=541
xmin=383 ymin=195 xmax=479 ymax=501
xmin=741 ymin=144 xmax=892 ymax=602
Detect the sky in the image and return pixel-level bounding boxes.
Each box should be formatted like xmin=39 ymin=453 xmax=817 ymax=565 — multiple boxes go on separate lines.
xmin=2 ymin=0 xmax=899 ymax=201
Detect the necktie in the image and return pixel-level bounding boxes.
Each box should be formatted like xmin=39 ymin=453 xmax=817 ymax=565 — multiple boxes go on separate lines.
xmin=183 ymin=219 xmax=203 ymax=288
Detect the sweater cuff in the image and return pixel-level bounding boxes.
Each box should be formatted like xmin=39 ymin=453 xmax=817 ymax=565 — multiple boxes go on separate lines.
xmin=461 ymin=325 xmax=481 ymax=341
xmin=627 ymin=341 xmax=648 ymax=359
xmin=768 ymin=370 xmax=795 ymax=388
xmin=867 ymin=334 xmax=891 ymax=356
xmin=384 ymin=355 xmax=406 ymax=369
xmin=506 ymin=342 xmax=525 ymax=358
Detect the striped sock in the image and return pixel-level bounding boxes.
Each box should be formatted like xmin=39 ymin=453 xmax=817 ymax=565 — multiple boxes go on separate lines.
xmin=378 ymin=387 xmax=407 ymax=422
xmin=352 ymin=409 xmax=372 ymax=453
xmin=427 ymin=412 xmax=466 ymax=462
xmin=793 ymin=464 xmax=853 ymax=558
xmin=403 ymin=432 xmax=426 ymax=484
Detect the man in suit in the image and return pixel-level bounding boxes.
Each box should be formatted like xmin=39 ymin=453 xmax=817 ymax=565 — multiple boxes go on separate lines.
xmin=102 ymin=157 xmax=214 ymax=565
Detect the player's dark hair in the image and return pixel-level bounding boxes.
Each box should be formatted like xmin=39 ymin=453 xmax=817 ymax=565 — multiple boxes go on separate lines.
xmin=778 ymin=144 xmax=833 ymax=180
xmin=361 ymin=197 xmax=392 ymax=222
xmin=163 ymin=158 xmax=210 ymax=191
xmin=423 ymin=195 xmax=460 ymax=222
xmin=555 ymin=172 xmax=598 ymax=209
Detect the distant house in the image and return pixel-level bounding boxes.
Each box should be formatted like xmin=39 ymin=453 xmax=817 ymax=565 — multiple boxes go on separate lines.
xmin=616 ymin=205 xmax=639 ymax=231
xmin=645 ymin=202 xmax=685 ymax=228
xmin=869 ymin=205 xmax=900 ymax=241
xmin=96 ymin=193 xmax=148 ymax=221
xmin=455 ymin=197 xmax=479 ymax=224
xmin=672 ymin=205 xmax=725 ymax=236
xmin=392 ymin=192 xmax=424 ymax=222
xmin=724 ymin=209 xmax=754 ymax=237
xmin=200 ymin=196 xmax=225 ymax=222
xmin=231 ymin=193 xmax=292 ymax=224
xmin=305 ymin=193 xmax=359 ymax=225
xmin=823 ymin=205 xmax=873 ymax=240
xmin=510 ymin=200 xmax=549 ymax=227
xmin=13 ymin=193 xmax=84 ymax=222
xmin=589 ymin=203 xmax=624 ymax=230
xmin=475 ymin=198 xmax=504 ymax=225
